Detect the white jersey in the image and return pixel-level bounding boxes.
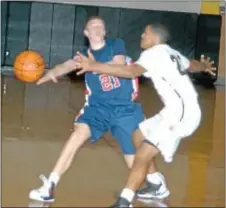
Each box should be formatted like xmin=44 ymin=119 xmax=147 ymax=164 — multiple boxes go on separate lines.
xmin=136 ymin=44 xmax=198 ymax=122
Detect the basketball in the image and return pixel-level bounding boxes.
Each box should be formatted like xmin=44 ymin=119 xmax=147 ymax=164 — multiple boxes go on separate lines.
xmin=13 ymin=50 xmax=45 ymax=82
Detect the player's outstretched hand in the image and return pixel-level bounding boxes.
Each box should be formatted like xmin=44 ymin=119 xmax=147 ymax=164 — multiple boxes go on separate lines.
xmin=74 ymin=50 xmax=96 ymax=75
xmin=36 ymin=71 xmax=58 ymax=85
xmin=200 ymin=55 xmax=217 ymax=76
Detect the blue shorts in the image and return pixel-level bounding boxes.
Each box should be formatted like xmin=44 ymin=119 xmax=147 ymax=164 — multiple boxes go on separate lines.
xmin=75 ymin=103 xmax=144 ymax=154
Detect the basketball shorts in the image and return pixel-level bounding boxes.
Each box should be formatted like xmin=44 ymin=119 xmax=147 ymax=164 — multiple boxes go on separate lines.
xmin=75 ymin=102 xmax=144 ymax=154
xmin=139 ymin=99 xmax=201 ymax=163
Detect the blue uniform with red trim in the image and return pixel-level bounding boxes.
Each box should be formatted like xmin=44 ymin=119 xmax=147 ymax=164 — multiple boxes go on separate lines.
xmin=75 ymin=38 xmax=144 ymax=154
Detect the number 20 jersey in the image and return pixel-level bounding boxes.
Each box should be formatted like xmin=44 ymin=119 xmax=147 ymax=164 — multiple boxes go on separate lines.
xmin=83 ymin=39 xmax=139 ymax=106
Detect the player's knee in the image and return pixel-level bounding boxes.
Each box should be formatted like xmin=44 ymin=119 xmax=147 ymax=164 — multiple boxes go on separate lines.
xmin=133 ymin=129 xmax=145 ymax=149
xmin=74 ymin=123 xmax=90 ymax=133
xmin=136 ymin=141 xmax=158 ymax=163
xmin=68 ymin=123 xmax=91 ymax=146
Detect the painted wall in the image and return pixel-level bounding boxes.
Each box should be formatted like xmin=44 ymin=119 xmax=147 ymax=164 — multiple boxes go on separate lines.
xmin=33 ymin=0 xmax=202 ymax=13
xmin=218 ymin=15 xmax=225 ymax=82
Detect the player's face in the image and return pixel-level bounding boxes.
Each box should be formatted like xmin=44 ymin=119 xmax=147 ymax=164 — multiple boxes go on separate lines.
xmin=140 ymin=25 xmax=156 ymax=49
xmin=84 ymin=19 xmax=106 ymax=42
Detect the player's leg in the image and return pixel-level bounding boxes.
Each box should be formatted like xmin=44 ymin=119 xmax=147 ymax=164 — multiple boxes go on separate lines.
xmin=138 ymin=101 xmax=202 ymax=201
xmin=110 ymin=103 xmax=160 ymax=183
xmin=111 ymin=115 xmax=182 ymax=207
xmin=29 ymin=106 xmax=108 ymax=202
xmin=133 ymin=128 xmax=169 ymax=200
xmin=110 ymin=103 xmax=144 ymax=168
xmin=111 ymin=104 xmax=169 ymax=199
xmin=133 ymin=129 xmax=157 ymax=173
xmin=134 ymin=114 xmax=170 ymax=199
xmin=133 ymin=128 xmax=158 ymax=177
xmin=111 ymin=142 xmax=159 ymax=207
xmin=122 ymin=127 xmax=145 ymax=168
xmin=29 ymin=123 xmax=90 ymax=202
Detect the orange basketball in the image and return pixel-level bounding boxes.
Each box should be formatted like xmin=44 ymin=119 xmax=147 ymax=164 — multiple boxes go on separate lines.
xmin=13 ymin=50 xmax=45 ymax=82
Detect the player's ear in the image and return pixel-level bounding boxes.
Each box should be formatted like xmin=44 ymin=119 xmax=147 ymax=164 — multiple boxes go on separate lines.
xmin=84 ymin=29 xmax=88 ymax=37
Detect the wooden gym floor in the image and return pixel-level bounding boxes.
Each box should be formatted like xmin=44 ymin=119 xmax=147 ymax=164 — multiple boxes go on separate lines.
xmin=1 ymin=76 xmax=225 ymax=207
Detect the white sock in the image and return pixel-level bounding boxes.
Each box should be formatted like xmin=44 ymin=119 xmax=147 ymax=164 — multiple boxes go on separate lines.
xmin=48 ymin=172 xmax=60 ymax=187
xmin=147 ymin=172 xmax=162 ymax=184
xmin=120 ymin=188 xmax=135 ymax=203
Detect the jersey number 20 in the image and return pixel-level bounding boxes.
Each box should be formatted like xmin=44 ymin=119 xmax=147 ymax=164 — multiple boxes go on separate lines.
xmin=99 ymin=74 xmax=121 ymax=91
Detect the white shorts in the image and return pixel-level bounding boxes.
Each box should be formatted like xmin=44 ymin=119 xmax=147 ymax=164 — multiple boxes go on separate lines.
xmin=139 ymin=101 xmax=201 ymax=163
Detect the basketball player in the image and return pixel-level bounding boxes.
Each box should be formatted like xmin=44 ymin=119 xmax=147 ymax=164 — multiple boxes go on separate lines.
xmin=75 ymin=23 xmax=216 ymax=207
xmin=29 ymin=17 xmax=169 ymax=203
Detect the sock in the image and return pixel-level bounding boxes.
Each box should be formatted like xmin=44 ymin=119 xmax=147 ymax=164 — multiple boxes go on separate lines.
xmin=48 ymin=172 xmax=60 ymax=187
xmin=147 ymin=172 xmax=162 ymax=184
xmin=120 ymin=188 xmax=135 ymax=203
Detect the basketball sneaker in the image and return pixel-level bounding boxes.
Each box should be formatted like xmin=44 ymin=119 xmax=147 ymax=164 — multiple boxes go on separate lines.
xmin=136 ymin=173 xmax=170 ymax=199
xmin=29 ymin=175 xmax=55 ymax=202
xmin=137 ymin=198 xmax=169 ymax=207
xmin=110 ymin=197 xmax=133 ymax=208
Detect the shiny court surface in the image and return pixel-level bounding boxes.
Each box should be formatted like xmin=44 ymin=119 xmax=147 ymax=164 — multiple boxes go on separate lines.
xmin=1 ymin=76 xmax=225 ymax=207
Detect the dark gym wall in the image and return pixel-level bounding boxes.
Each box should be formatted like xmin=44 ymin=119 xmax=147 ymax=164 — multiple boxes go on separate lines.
xmin=2 ymin=2 xmax=31 ymax=66
xmin=194 ymin=14 xmax=222 ymax=83
xmin=50 ymin=4 xmax=76 ymax=66
xmin=29 ymin=2 xmax=53 ymax=68
xmin=1 ymin=2 xmax=8 ymax=64
xmin=0 ymin=1 xmax=222 ymax=82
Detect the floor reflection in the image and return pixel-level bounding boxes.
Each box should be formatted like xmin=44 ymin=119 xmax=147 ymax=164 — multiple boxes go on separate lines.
xmin=1 ymin=76 xmax=225 ymax=207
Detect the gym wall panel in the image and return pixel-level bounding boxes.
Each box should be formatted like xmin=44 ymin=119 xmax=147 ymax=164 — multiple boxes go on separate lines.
xmin=98 ymin=7 xmax=121 ymax=38
xmin=118 ymin=9 xmax=164 ymax=59
xmin=1 ymin=2 xmax=8 ymax=65
xmin=193 ymin=14 xmax=222 ymax=83
xmin=29 ymin=2 xmax=53 ymax=68
xmin=118 ymin=9 xmax=145 ymax=59
xmin=217 ymin=15 xmax=225 ymax=82
xmin=118 ymin=9 xmax=199 ymax=60
xmin=49 ymin=4 xmax=75 ymax=67
xmin=33 ymin=0 xmax=202 ymax=14
xmin=196 ymin=15 xmax=222 ymax=62
xmin=4 ymin=2 xmax=31 ymax=66
xmin=1 ymin=0 xmax=221 ymax=87
xmin=0 ymin=2 xmax=200 ymax=67
xmin=183 ymin=14 xmax=198 ymax=59
xmin=162 ymin=12 xmax=187 ymax=52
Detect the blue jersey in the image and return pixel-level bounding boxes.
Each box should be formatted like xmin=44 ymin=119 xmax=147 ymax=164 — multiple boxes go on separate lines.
xmin=82 ymin=39 xmax=139 ymax=106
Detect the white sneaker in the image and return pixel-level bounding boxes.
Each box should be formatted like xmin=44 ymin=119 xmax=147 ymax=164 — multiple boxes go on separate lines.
xmin=28 ymin=200 xmax=50 ymax=207
xmin=29 ymin=175 xmax=55 ymax=202
xmin=136 ymin=173 xmax=170 ymax=199
xmin=137 ymin=198 xmax=168 ymax=207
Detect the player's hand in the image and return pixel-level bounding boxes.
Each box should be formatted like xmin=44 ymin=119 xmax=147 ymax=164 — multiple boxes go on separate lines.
xmin=36 ymin=70 xmax=58 ymax=85
xmin=200 ymin=55 xmax=217 ymax=76
xmin=74 ymin=50 xmax=96 ymax=75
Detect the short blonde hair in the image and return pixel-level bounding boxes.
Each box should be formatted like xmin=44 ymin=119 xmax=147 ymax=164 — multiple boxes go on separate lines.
xmin=85 ymin=16 xmax=105 ymax=28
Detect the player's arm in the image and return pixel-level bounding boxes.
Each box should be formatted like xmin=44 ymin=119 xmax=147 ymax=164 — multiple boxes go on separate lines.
xmin=76 ymin=49 xmax=148 ymax=78
xmin=179 ymin=53 xmax=216 ymax=76
xmin=188 ymin=55 xmax=216 ymax=76
xmin=49 ymin=59 xmax=78 ymax=77
xmin=36 ymin=59 xmax=79 ymax=85
xmin=77 ymin=39 xmax=147 ymax=78
xmin=82 ymin=62 xmax=145 ymax=78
